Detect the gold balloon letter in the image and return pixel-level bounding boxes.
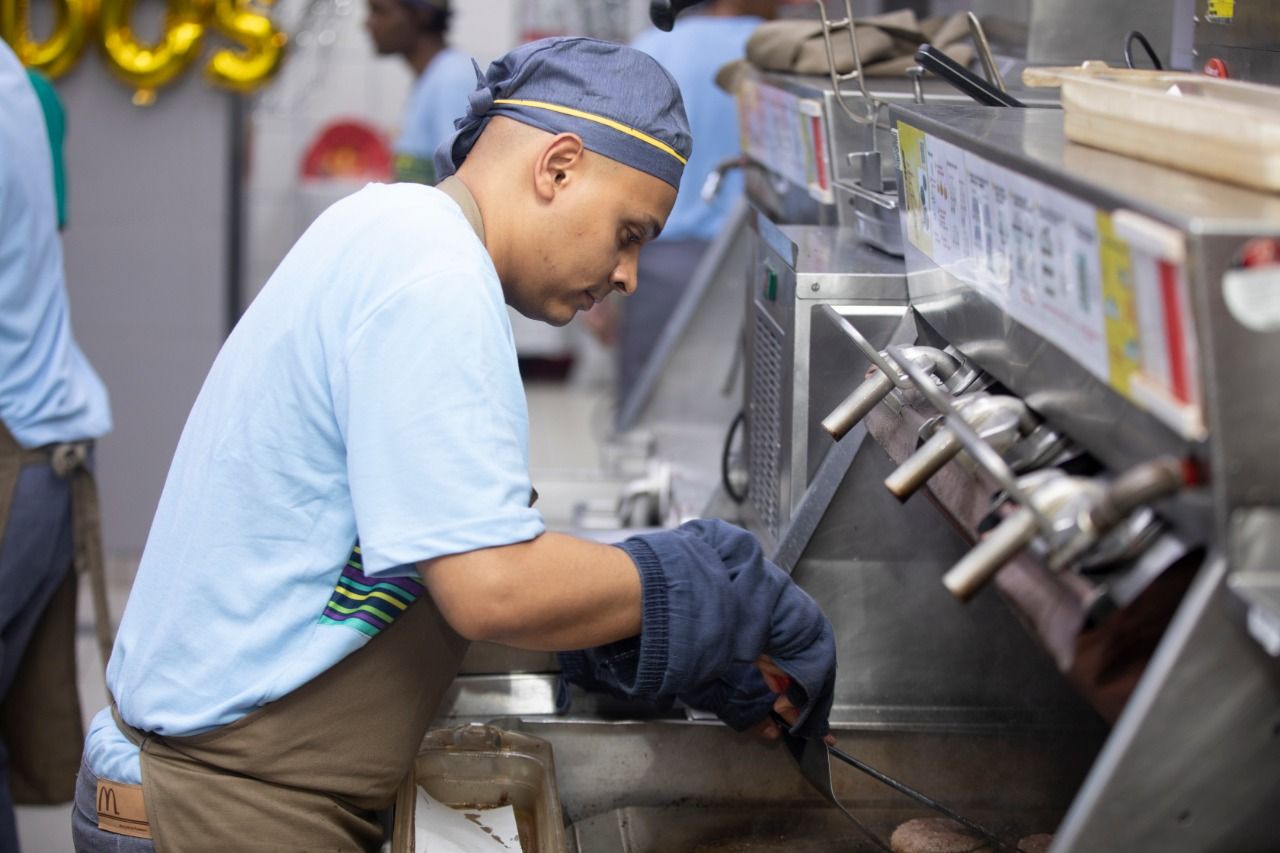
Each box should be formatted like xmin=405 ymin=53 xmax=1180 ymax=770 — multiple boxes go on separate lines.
xmin=98 ymin=0 xmax=204 ymax=104
xmin=204 ymin=0 xmax=286 ymax=93
xmin=0 ymin=0 xmax=94 ymax=78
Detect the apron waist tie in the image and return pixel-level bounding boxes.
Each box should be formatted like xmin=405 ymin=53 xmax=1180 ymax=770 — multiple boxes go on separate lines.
xmin=50 ymin=440 xmax=114 ymax=672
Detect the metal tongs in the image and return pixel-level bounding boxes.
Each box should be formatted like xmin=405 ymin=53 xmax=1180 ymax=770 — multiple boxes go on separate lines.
xmin=775 ymin=713 xmax=1019 ymax=851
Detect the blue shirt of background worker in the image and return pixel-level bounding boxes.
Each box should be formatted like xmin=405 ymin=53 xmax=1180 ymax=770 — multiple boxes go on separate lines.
xmin=0 ymin=38 xmax=111 ymax=853
xmin=366 ymin=0 xmax=475 ymax=184
xmin=396 ymin=47 xmax=476 ymax=179
xmin=0 ymin=47 xmax=110 ymax=450
xmin=631 ymin=9 xmax=766 ymax=242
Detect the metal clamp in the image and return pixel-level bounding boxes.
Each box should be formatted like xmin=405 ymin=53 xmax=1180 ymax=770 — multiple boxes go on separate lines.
xmin=887 ymin=346 xmax=1047 ymax=539
xmin=884 ymin=393 xmax=1033 ymax=501
xmin=940 ymin=458 xmax=1185 ymax=601
xmin=822 ymin=346 xmax=958 ymax=440
xmin=942 ymin=470 xmax=1105 ymax=601
xmin=1047 ymin=457 xmax=1185 ymax=572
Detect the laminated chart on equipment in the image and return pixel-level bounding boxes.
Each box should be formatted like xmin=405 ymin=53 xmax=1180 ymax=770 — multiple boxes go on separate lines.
xmin=896 ymin=121 xmax=1204 ymax=439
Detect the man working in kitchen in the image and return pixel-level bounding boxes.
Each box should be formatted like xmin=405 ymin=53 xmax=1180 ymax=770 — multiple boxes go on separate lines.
xmin=74 ymin=36 xmax=836 ymax=852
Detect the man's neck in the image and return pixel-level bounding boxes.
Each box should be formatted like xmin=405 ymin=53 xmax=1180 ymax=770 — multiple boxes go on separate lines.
xmin=406 ymin=35 xmax=446 ymax=77
xmin=452 ymin=165 xmax=510 ymax=282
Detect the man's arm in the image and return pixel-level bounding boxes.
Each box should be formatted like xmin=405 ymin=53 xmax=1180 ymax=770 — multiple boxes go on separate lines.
xmin=417 ymin=532 xmax=641 ymax=650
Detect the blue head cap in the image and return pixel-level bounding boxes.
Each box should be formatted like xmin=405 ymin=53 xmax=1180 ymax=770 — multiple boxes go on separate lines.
xmin=435 ymin=37 xmax=692 ymax=190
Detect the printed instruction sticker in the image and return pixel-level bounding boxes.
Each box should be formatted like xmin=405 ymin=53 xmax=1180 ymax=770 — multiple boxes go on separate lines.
xmin=895 ymin=121 xmax=1201 ymax=438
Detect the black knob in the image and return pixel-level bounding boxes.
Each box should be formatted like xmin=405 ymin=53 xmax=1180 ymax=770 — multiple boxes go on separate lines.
xmin=650 ymin=0 xmax=704 ymax=31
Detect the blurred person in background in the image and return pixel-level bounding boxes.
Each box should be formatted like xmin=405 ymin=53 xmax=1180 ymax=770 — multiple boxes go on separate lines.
xmin=366 ymin=0 xmax=476 ymax=183
xmin=596 ymin=0 xmax=778 ymax=401
xmin=0 ymin=39 xmax=112 ymax=851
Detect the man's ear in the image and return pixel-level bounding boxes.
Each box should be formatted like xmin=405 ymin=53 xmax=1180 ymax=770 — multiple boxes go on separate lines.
xmin=532 ymin=133 xmax=586 ymax=202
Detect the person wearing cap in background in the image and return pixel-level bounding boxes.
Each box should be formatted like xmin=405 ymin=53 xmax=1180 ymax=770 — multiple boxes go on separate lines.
xmin=72 ymin=37 xmax=836 ymax=852
xmin=365 ymin=0 xmax=475 ymax=183
xmin=588 ymin=0 xmax=777 ymax=397
xmin=0 ymin=39 xmax=112 ymax=853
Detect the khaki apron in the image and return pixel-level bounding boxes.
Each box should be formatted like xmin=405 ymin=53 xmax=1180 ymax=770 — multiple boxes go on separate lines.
xmin=0 ymin=420 xmax=111 ymax=804
xmin=107 ymin=177 xmax=495 ymax=851
xmin=113 ymin=594 xmax=470 ymax=851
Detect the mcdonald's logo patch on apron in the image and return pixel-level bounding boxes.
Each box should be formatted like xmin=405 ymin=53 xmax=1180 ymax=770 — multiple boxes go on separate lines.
xmin=96 ymin=779 xmax=152 ymax=839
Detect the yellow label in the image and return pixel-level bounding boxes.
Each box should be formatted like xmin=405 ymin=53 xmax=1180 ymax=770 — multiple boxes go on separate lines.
xmin=1098 ymin=213 xmax=1140 ymax=397
xmin=1207 ymin=0 xmax=1235 ymax=20
xmin=896 ymin=122 xmax=933 ymax=257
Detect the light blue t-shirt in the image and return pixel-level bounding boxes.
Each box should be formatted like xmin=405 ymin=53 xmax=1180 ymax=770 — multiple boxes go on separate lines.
xmin=631 ymin=16 xmax=761 ymax=242
xmin=0 ymin=41 xmax=110 ymax=447
xmin=86 ymin=182 xmax=545 ymax=784
xmin=394 ymin=47 xmax=477 ymax=183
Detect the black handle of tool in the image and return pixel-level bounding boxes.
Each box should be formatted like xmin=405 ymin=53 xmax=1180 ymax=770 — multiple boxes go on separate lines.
xmin=825 ymin=743 xmax=1019 ymax=852
xmin=649 ymin=0 xmax=702 ymax=31
xmin=914 ymin=44 xmax=1026 ymax=108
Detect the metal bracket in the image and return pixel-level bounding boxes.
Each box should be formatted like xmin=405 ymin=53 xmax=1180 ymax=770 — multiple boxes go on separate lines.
xmin=813 ymin=0 xmax=881 ymax=127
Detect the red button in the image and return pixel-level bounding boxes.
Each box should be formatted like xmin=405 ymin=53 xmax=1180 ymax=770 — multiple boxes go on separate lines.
xmin=1204 ymin=58 xmax=1229 ymax=78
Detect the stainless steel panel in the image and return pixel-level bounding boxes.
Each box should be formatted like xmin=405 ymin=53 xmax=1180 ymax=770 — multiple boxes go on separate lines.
xmin=883 ymin=101 xmax=1280 ymax=850
xmin=744 ymin=219 xmax=909 ymax=547
xmin=1195 ymin=0 xmax=1280 ymax=83
xmin=1051 ymin=553 xmax=1280 ymax=852
xmin=1189 ymin=233 xmax=1280 ymax=527
xmin=794 ymin=432 xmax=1105 ymax=729
xmin=502 ymin=718 xmax=1095 ymax=844
xmin=1027 ymin=0 xmax=1189 ymax=67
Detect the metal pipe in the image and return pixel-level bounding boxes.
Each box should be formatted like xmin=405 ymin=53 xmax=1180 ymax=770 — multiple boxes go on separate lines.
xmin=966 ymin=11 xmax=1007 ymax=93
xmin=943 ymin=506 xmax=1039 ymax=601
xmin=821 ymin=369 xmax=894 ymax=440
xmin=906 ymin=65 xmax=925 ymax=104
xmin=885 ymin=394 xmax=1032 ymax=501
xmin=1089 ymin=456 xmax=1184 ymax=532
xmin=885 ymin=429 xmax=962 ymax=500
xmin=700 ymin=155 xmax=752 ymax=202
xmin=823 ymin=346 xmax=959 ymax=441
xmin=813 ymin=0 xmax=881 ymax=126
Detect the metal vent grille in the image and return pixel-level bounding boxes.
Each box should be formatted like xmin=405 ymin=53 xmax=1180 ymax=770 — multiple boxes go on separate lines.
xmin=749 ymin=307 xmax=784 ymax=539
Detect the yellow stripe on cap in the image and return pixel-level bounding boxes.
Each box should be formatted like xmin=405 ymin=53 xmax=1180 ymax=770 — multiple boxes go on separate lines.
xmin=493 ymin=98 xmax=688 ymax=166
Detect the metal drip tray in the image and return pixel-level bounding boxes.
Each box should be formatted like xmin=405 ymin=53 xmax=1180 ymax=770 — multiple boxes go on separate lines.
xmin=487 ymin=718 xmax=1092 ymax=853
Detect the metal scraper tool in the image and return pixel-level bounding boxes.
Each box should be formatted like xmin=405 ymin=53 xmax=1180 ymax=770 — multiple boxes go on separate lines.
xmin=776 ymin=715 xmax=1018 ymax=852
xmin=779 ymin=724 xmax=893 ymax=852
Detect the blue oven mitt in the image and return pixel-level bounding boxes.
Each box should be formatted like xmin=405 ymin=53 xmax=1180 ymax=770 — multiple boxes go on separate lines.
xmin=558 ymin=519 xmax=836 ymax=737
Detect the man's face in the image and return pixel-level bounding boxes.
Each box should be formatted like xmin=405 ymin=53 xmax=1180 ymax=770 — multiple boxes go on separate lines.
xmin=365 ymin=0 xmax=416 ymax=56
xmin=510 ymin=156 xmax=677 ymax=327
